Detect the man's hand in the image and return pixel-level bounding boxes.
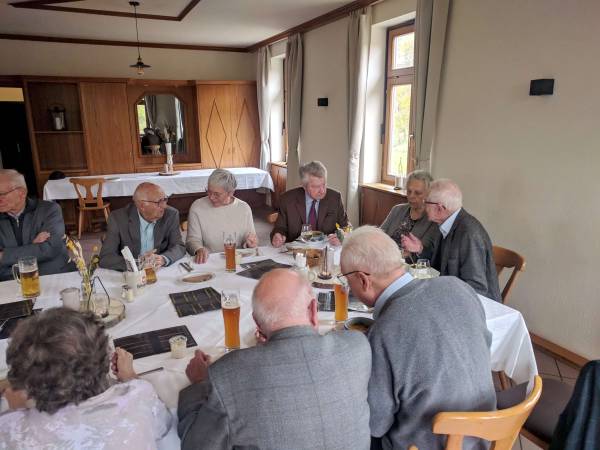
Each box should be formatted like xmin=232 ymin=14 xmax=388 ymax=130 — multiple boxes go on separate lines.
xmin=245 ymin=232 xmax=258 ymax=248
xmin=185 ymin=349 xmax=211 ymax=384
xmin=3 ymin=385 xmax=28 ymax=410
xmin=32 ymin=231 xmax=51 ymax=244
xmin=141 ymin=250 xmax=165 ymax=269
xmin=271 ymin=232 xmax=285 ymax=248
xmin=400 ymin=233 xmax=423 ymax=254
xmin=111 ymin=347 xmax=137 ymax=382
xmin=194 ymin=248 xmax=210 ymax=264
xmin=327 ymin=234 xmax=341 ymax=246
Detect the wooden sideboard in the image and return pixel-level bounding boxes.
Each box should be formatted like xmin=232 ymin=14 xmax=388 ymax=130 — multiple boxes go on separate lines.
xmin=269 ymin=162 xmax=287 ymax=209
xmin=360 ymin=183 xmax=407 ymax=226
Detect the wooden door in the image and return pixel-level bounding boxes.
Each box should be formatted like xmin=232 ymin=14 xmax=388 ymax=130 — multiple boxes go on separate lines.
xmin=197 ymin=84 xmax=233 ymax=168
xmin=80 ymin=82 xmax=134 ymax=174
xmin=230 ymin=84 xmax=260 ymax=168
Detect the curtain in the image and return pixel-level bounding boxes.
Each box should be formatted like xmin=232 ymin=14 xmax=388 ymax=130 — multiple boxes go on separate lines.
xmin=175 ymin=97 xmax=185 ymax=153
xmin=285 ymin=34 xmax=303 ymax=165
xmin=257 ymin=46 xmax=272 ymax=171
xmin=144 ymin=94 xmax=157 ymax=129
xmin=413 ymin=0 xmax=450 ymax=170
xmin=346 ymin=8 xmax=372 ymax=226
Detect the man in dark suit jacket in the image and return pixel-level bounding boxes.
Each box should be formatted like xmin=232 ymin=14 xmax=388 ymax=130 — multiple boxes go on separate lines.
xmin=271 ymin=160 xmax=348 ymax=246
xmin=177 ymin=269 xmax=372 ymax=450
xmin=99 ymin=182 xmax=185 ymax=271
xmin=0 ymin=169 xmax=74 ymax=281
xmin=403 ymin=178 xmax=501 ymax=301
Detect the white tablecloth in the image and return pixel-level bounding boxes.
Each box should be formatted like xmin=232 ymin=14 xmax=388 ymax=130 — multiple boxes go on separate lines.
xmin=0 ymin=247 xmax=537 ymax=449
xmin=42 ymin=168 xmax=274 ymax=200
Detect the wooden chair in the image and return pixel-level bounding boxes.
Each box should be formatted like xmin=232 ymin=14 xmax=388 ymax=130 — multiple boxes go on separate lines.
xmin=69 ymin=178 xmax=110 ymax=239
xmin=430 ymin=375 xmax=542 ymax=450
xmin=180 ymin=220 xmax=188 ymax=232
xmin=492 ymin=245 xmax=526 ymax=304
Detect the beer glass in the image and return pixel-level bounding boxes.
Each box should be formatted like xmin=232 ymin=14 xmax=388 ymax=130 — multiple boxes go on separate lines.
xmin=12 ymin=256 xmax=40 ymax=298
xmin=224 ymin=233 xmax=237 ymax=272
xmin=142 ymin=256 xmax=158 ymax=284
xmin=221 ymin=289 xmax=240 ymax=351
xmin=334 ymin=278 xmax=349 ymax=323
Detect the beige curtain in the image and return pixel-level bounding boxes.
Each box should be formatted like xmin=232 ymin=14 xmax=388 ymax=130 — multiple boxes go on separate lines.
xmin=285 ymin=34 xmax=303 ymax=168
xmin=347 ymin=8 xmax=372 ymax=225
xmin=257 ymin=46 xmax=272 ymax=171
xmin=413 ymin=0 xmax=450 ymax=170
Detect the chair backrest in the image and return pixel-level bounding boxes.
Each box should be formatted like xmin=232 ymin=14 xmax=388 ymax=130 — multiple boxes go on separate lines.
xmin=432 ymin=375 xmax=542 ymax=450
xmin=492 ymin=245 xmax=526 ymax=304
xmin=266 ymin=212 xmax=279 ymax=224
xmin=69 ymin=177 xmax=106 ymax=209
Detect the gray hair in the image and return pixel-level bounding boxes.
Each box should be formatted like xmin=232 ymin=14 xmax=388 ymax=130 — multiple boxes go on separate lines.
xmin=208 ymin=169 xmax=237 ymax=193
xmin=341 ymin=226 xmax=405 ymax=277
xmin=407 ymin=170 xmax=433 ymax=191
xmin=0 ymin=169 xmax=27 ymax=190
xmin=299 ymin=161 xmax=327 ymax=184
xmin=428 ymin=178 xmax=463 ymax=212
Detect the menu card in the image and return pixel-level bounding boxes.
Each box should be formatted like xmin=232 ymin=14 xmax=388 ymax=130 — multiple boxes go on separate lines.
xmin=237 ymin=259 xmax=291 ymax=280
xmin=169 ymin=286 xmax=221 ymax=317
xmin=113 ymin=325 xmax=197 ymax=359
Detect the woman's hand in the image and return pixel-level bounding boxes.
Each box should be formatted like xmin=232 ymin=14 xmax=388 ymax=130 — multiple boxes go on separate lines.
xmin=400 ymin=233 xmax=423 ymax=254
xmin=271 ymin=232 xmax=285 ymax=248
xmin=194 ymin=248 xmax=210 ymax=264
xmin=245 ymin=232 xmax=258 ymax=248
xmin=111 ymin=348 xmax=137 ymax=382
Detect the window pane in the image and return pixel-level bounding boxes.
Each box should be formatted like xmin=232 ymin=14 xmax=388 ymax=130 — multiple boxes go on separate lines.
xmin=387 ymin=84 xmax=412 ymax=177
xmin=393 ymin=32 xmax=414 ymax=69
xmin=137 ymin=104 xmax=147 ymax=134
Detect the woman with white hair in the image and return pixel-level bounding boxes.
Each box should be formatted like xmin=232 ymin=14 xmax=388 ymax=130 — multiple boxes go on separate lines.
xmin=186 ymin=169 xmax=257 ymax=263
xmin=380 ymin=170 xmax=440 ymax=262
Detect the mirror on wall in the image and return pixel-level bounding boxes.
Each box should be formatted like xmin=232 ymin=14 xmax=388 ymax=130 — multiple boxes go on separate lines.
xmin=136 ymin=94 xmax=186 ymax=156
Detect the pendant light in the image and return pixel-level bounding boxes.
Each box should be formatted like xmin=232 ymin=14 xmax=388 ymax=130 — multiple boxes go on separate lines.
xmin=129 ymin=1 xmax=150 ymax=75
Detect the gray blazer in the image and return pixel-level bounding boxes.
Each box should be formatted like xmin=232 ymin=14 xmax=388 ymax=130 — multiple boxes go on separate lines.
xmin=99 ymin=203 xmax=185 ymax=271
xmin=178 ymin=326 xmax=372 ymax=450
xmin=432 ymin=208 xmax=501 ymax=302
xmin=368 ymin=276 xmax=497 ymax=450
xmin=0 ymin=198 xmax=74 ymax=281
xmin=380 ymin=203 xmax=440 ymax=262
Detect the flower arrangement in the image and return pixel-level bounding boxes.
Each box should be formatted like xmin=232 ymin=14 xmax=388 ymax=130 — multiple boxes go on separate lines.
xmin=335 ymin=222 xmax=353 ymax=243
xmin=64 ymin=235 xmax=100 ymax=308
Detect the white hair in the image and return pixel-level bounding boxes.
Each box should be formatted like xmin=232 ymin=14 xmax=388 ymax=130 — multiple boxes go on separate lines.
xmin=208 ymin=168 xmax=237 ymax=193
xmin=407 ymin=170 xmax=433 ymax=190
xmin=0 ymin=169 xmax=26 ymax=190
xmin=299 ymin=161 xmax=327 ymax=184
xmin=341 ymin=226 xmax=405 ymax=277
xmin=428 ymin=179 xmax=463 ymax=212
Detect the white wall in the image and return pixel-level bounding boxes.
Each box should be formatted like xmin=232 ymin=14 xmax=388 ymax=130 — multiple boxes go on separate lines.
xmin=0 ymin=40 xmax=256 ymax=80
xmin=433 ymin=0 xmax=600 ymax=358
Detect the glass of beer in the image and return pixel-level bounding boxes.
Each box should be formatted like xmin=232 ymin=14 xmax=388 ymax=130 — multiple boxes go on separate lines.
xmin=334 ymin=278 xmax=349 ymax=323
xmin=224 ymin=233 xmax=237 ymax=272
xmin=142 ymin=256 xmax=158 ymax=284
xmin=12 ymin=256 xmax=40 ymax=299
xmin=221 ymin=289 xmax=240 ymax=351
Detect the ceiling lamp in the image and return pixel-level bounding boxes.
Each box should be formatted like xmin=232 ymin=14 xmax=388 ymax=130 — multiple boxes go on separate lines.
xmin=129 ymin=1 xmax=150 ymax=75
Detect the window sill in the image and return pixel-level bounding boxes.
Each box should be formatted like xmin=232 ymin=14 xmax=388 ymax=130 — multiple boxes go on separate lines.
xmin=360 ymin=182 xmax=407 ymax=197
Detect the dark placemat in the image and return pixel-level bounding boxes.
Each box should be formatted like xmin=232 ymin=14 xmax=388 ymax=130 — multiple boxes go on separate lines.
xmin=0 ymin=299 xmax=34 ymax=322
xmin=113 ymin=325 xmax=197 ymax=359
xmin=237 ymin=259 xmax=291 ymax=280
xmin=169 ymin=286 xmax=221 ymax=317
xmin=0 ymin=308 xmax=40 ymax=340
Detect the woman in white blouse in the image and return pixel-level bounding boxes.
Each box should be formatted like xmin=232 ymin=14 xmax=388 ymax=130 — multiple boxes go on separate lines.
xmin=186 ymin=168 xmax=257 ymax=263
xmin=0 ymin=308 xmax=171 ymax=448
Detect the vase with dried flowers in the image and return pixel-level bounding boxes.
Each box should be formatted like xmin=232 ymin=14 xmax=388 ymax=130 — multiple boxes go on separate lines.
xmin=64 ymin=235 xmax=101 ymax=311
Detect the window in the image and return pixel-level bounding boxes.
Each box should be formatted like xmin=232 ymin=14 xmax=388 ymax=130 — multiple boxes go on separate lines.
xmin=136 ymin=101 xmax=147 ymax=135
xmin=382 ymin=24 xmax=415 ymax=184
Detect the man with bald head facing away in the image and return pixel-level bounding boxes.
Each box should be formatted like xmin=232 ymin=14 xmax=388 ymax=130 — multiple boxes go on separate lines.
xmin=177 ymin=269 xmax=372 ymax=450
xmin=99 ymin=182 xmax=185 ymax=270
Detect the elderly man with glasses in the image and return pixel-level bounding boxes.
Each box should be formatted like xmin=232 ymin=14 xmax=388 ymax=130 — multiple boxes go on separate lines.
xmin=0 ymin=169 xmax=74 ymax=281
xmin=99 ymin=182 xmax=185 ymax=271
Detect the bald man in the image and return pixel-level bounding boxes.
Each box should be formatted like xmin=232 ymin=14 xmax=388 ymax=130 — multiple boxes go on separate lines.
xmin=99 ymin=182 xmax=185 ymax=271
xmin=177 ymin=269 xmax=372 ymax=450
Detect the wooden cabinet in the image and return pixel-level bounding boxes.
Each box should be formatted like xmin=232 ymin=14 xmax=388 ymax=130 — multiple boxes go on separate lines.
xmin=360 ymin=183 xmax=407 ymax=226
xmin=197 ymin=81 xmax=260 ymax=168
xmin=270 ymin=162 xmax=287 ymax=209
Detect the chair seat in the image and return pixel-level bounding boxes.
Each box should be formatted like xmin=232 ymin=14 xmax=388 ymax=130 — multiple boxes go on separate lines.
xmin=77 ymin=202 xmax=110 ymax=211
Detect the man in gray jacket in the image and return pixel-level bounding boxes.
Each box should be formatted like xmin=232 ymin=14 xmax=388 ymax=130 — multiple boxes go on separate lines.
xmin=99 ymin=182 xmax=185 ymax=270
xmin=0 ymin=169 xmax=74 ymax=281
xmin=177 ymin=269 xmax=372 ymax=450
xmin=342 ymin=226 xmax=496 ymax=450
xmin=402 ymin=178 xmax=501 ymax=301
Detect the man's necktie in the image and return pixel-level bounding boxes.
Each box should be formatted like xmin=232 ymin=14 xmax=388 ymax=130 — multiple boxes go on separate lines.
xmin=308 ymin=200 xmax=317 ymax=230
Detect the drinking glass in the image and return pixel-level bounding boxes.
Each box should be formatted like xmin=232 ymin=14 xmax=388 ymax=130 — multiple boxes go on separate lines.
xmin=60 ymin=287 xmax=81 ymax=311
xmin=92 ymin=292 xmax=109 ymax=318
xmin=334 ymin=278 xmax=349 ymax=323
xmin=12 ymin=256 xmax=40 ymax=298
xmin=142 ymin=255 xmax=158 ymax=284
xmin=221 ymin=289 xmax=240 ymax=351
xmin=300 ymin=224 xmax=312 ymax=242
xmin=169 ymin=335 xmax=187 ymax=359
xmin=224 ymin=232 xmax=237 ymax=272
xmin=415 ymin=259 xmax=430 ymax=279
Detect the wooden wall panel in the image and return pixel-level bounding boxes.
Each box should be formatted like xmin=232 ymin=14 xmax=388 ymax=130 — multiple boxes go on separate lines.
xmin=36 ymin=132 xmax=86 ymax=170
xmin=27 ymin=82 xmax=82 ymax=131
xmin=231 ymin=84 xmax=260 ymax=168
xmin=80 ymin=82 xmax=134 ymax=174
xmin=360 ymin=184 xmax=407 ymax=226
xmin=197 ymin=84 xmax=232 ymax=168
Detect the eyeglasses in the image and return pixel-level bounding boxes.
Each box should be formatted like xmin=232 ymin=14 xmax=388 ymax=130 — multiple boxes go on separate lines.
xmin=0 ymin=187 xmax=21 ymax=197
xmin=207 ymin=190 xmax=228 ymax=198
xmin=141 ymin=197 xmax=169 ymax=206
xmin=424 ymin=201 xmax=444 ymax=208
xmin=337 ymin=270 xmax=371 ymax=282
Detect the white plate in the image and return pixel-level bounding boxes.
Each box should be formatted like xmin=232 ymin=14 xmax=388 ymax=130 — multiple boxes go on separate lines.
xmin=180 ymin=272 xmax=215 ymax=283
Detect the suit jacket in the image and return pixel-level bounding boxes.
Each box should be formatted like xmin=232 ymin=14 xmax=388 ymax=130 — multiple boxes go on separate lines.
xmin=0 ymin=198 xmax=74 ymax=281
xmin=99 ymin=203 xmax=185 ymax=271
xmin=432 ymin=208 xmax=501 ymax=302
xmin=368 ymin=276 xmax=496 ymax=450
xmin=178 ymin=326 xmax=372 ymax=450
xmin=271 ymin=187 xmax=348 ymax=242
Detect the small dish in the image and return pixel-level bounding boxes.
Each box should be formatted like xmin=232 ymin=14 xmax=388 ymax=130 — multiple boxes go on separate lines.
xmin=344 ymin=317 xmax=375 ymax=333
xmin=181 ymin=272 xmax=215 ymax=283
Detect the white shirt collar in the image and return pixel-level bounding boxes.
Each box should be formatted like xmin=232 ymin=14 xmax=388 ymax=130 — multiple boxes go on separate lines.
xmin=439 ymin=208 xmax=461 ymax=238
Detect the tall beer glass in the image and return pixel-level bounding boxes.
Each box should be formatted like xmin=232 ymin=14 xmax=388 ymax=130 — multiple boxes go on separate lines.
xmin=12 ymin=256 xmax=40 ymax=298
xmin=221 ymin=290 xmax=240 ymax=351
xmin=334 ymin=279 xmax=349 ymax=323
xmin=224 ymin=233 xmax=237 ymax=272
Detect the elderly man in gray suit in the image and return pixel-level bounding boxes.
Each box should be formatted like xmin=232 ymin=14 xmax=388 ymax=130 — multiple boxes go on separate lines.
xmin=402 ymin=178 xmax=501 ymax=301
xmin=341 ymin=226 xmax=496 ymax=450
xmin=0 ymin=169 xmax=74 ymax=281
xmin=99 ymin=182 xmax=185 ymax=270
xmin=177 ymin=268 xmax=372 ymax=450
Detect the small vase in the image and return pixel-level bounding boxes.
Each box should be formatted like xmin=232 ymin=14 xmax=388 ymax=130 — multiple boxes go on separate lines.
xmin=81 ymin=279 xmax=92 ymax=312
